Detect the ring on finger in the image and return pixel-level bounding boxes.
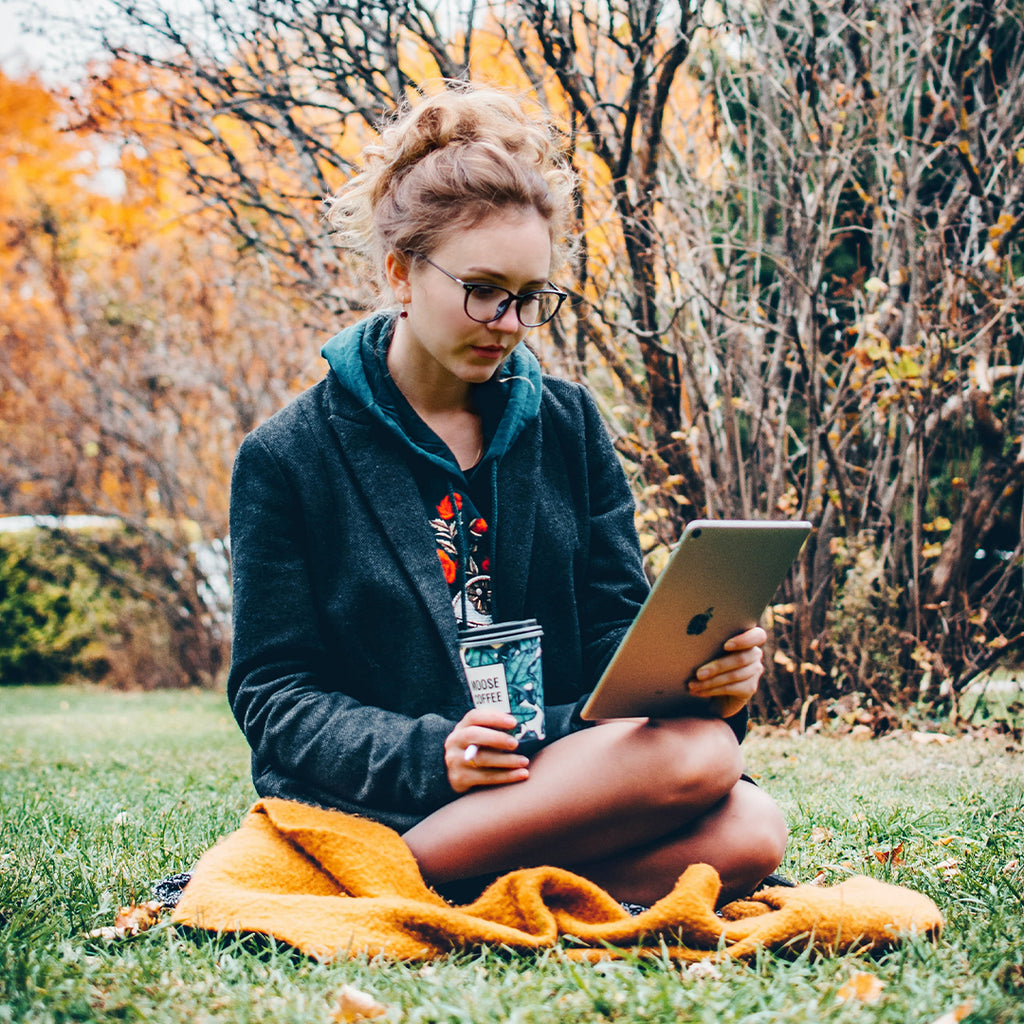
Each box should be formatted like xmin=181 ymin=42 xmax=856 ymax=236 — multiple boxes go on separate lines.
xmin=464 ymin=743 xmax=479 ymax=768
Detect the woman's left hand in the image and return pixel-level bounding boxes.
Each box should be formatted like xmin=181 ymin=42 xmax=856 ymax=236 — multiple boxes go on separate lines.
xmin=687 ymin=625 xmax=767 ymax=720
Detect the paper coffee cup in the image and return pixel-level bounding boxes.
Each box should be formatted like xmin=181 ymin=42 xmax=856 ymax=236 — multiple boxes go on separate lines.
xmin=458 ymin=619 xmax=545 ymax=742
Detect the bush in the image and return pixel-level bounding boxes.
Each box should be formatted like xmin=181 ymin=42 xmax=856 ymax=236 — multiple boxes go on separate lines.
xmin=0 ymin=531 xmax=99 ymax=684
xmin=0 ymin=522 xmax=227 ymax=688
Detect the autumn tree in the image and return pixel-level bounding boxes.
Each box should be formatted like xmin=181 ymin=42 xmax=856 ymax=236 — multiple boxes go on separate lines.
xmin=0 ymin=66 xmax=323 ymax=685
xmin=670 ymin=0 xmax=1024 ymax=716
xmin=13 ymin=0 xmax=1020 ymax=714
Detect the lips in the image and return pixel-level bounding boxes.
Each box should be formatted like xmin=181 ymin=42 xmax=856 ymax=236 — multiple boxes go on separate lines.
xmin=470 ymin=345 xmax=506 ymax=360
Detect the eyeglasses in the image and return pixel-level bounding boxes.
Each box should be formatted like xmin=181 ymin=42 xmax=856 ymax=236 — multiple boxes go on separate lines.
xmin=415 ymin=254 xmax=567 ymax=328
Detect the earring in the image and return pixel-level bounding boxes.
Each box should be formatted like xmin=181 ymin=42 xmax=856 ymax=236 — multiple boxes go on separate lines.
xmin=399 ymin=308 xmax=408 ymax=319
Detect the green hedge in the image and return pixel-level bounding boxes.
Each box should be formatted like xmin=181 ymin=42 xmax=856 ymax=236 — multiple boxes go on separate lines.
xmin=0 ymin=525 xmax=174 ymax=686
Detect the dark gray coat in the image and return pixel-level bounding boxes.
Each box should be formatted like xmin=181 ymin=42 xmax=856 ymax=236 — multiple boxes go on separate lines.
xmin=227 ymin=369 xmax=650 ymax=831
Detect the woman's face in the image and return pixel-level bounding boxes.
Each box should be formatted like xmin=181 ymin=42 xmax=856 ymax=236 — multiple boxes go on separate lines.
xmin=386 ymin=206 xmax=553 ymax=394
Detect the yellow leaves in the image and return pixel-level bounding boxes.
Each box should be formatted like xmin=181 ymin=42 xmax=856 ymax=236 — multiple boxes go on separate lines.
xmin=988 ymin=211 xmax=1017 ymax=244
xmin=330 ymin=985 xmax=389 ymax=1023
xmin=774 ymin=650 xmax=796 ymax=671
xmin=985 ymin=211 xmax=1017 ymax=268
xmin=836 ymin=970 xmax=885 ymax=1004
xmin=772 ymin=651 xmax=825 ymax=676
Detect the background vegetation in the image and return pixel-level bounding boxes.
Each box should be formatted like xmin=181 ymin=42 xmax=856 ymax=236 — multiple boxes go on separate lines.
xmin=1 ymin=0 xmax=1022 ymax=722
xmin=1 ymin=685 xmax=1022 ymax=1023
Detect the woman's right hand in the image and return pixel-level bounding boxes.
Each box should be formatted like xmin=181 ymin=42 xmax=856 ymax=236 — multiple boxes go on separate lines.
xmin=445 ymin=708 xmax=531 ymax=794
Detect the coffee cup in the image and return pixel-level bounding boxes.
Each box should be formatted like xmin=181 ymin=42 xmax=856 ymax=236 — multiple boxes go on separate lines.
xmin=458 ymin=619 xmax=544 ymax=742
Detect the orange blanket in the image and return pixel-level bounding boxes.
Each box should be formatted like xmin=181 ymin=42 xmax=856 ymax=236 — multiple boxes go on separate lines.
xmin=172 ymin=798 xmax=942 ymax=962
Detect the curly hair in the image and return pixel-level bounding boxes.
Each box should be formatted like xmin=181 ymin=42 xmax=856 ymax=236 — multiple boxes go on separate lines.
xmin=325 ymin=83 xmax=577 ymax=297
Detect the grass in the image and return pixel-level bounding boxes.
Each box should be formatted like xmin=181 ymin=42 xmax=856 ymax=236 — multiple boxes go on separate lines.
xmin=1 ymin=685 xmax=1022 ymax=1023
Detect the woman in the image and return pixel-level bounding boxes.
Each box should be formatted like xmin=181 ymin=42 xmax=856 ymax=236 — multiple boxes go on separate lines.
xmin=227 ymin=84 xmax=787 ymax=907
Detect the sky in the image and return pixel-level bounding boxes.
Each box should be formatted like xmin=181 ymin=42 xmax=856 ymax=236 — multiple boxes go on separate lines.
xmin=0 ymin=0 xmax=102 ymax=81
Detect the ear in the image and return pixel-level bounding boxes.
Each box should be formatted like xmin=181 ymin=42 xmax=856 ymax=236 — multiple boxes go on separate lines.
xmin=384 ymin=251 xmax=413 ymax=304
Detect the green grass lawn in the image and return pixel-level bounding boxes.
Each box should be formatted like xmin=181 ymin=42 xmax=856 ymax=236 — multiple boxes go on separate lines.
xmin=1 ymin=685 xmax=1022 ymax=1023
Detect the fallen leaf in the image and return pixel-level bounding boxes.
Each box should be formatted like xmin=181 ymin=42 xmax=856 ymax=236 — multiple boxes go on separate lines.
xmin=810 ymin=826 xmax=833 ymax=844
xmin=331 ymin=984 xmax=388 ymax=1022
xmin=929 ymin=1001 xmax=973 ymax=1024
xmin=808 ymin=870 xmax=828 ymax=886
xmin=836 ymin=971 xmax=885 ymax=1003
xmin=1002 ymin=858 xmax=1019 ymax=874
xmin=873 ymin=842 xmax=905 ymax=865
xmin=910 ymin=731 xmax=954 ymax=745
xmin=685 ymin=960 xmax=722 ymax=979
xmin=87 ymin=900 xmax=164 ymax=940
xmin=936 ymin=857 xmax=960 ymax=878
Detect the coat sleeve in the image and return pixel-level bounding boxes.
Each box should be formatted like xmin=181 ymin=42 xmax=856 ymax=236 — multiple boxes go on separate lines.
xmin=576 ymin=385 xmax=649 ymax=687
xmin=558 ymin=385 xmax=749 ymax=743
xmin=226 ymin=428 xmax=458 ymax=819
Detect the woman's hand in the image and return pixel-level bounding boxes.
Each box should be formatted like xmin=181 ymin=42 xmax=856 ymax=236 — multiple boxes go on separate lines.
xmin=444 ymin=708 xmax=531 ymax=794
xmin=687 ymin=626 xmax=767 ymax=720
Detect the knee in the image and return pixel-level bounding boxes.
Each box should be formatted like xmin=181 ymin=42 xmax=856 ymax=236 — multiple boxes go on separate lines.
xmin=726 ymin=787 xmax=788 ymax=889
xmin=743 ymin=799 xmax=789 ymax=877
xmin=641 ymin=718 xmax=744 ymax=812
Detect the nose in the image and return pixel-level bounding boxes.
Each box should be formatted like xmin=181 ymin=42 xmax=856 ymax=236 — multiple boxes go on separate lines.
xmin=490 ymin=303 xmax=522 ymax=334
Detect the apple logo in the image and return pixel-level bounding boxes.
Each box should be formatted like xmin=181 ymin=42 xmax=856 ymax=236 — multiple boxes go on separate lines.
xmin=687 ymin=607 xmax=714 ymax=635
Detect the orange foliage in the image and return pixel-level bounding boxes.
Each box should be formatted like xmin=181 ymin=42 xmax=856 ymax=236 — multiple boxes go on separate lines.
xmin=0 ymin=64 xmax=321 ymax=535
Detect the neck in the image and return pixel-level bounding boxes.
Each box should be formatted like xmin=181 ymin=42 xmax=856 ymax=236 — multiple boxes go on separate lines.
xmin=387 ymin=324 xmax=474 ymax=416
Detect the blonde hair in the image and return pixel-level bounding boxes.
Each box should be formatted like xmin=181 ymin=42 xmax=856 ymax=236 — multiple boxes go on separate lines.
xmin=326 ymin=84 xmax=576 ymax=296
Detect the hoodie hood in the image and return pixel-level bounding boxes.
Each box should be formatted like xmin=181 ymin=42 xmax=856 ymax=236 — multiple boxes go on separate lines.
xmin=320 ymin=311 xmax=543 ymax=479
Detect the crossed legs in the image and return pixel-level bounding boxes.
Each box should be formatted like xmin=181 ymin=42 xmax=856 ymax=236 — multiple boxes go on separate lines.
xmin=402 ymin=716 xmax=787 ymax=906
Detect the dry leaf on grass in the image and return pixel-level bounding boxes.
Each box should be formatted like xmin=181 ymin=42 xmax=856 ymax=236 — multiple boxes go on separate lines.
xmin=330 ymin=984 xmax=389 ymax=1022
xmin=910 ymin=731 xmax=955 ymax=745
xmin=810 ymin=826 xmax=833 ymax=844
xmin=836 ymin=971 xmax=885 ymax=1004
xmin=873 ymin=842 xmax=905 ymax=865
xmin=685 ymin=960 xmax=722 ymax=979
xmin=87 ymin=900 xmax=165 ymax=941
xmin=929 ymin=1001 xmax=973 ymax=1024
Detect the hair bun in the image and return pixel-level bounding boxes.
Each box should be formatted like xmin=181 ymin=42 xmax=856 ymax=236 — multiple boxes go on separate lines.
xmin=325 ymin=83 xmax=576 ymax=300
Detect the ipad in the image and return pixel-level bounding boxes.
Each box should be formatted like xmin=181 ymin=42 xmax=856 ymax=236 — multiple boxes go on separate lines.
xmin=580 ymin=519 xmax=811 ymax=720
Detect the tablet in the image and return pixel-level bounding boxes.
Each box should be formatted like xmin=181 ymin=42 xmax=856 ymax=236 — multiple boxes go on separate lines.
xmin=579 ymin=519 xmax=811 ymax=720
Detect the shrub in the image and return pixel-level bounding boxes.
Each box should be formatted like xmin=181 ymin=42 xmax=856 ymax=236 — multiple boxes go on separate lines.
xmin=0 ymin=522 xmax=227 ymax=688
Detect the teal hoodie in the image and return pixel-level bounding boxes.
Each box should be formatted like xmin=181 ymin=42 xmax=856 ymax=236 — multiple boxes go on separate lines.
xmin=320 ymin=311 xmax=543 ymax=480
xmin=321 ymin=311 xmax=544 ymax=626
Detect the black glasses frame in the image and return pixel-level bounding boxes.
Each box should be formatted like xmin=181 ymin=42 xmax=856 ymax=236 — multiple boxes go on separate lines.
xmin=414 ymin=254 xmax=567 ymax=327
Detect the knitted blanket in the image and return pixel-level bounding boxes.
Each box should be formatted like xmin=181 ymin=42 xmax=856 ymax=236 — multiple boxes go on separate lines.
xmin=172 ymin=798 xmax=942 ymax=962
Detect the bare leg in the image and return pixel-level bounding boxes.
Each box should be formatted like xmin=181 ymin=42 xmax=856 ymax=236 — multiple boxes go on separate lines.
xmin=576 ymin=780 xmax=788 ymax=905
xmin=402 ymin=717 xmax=785 ymax=903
